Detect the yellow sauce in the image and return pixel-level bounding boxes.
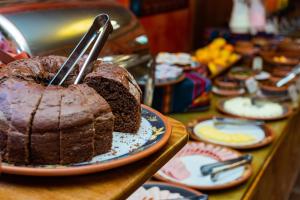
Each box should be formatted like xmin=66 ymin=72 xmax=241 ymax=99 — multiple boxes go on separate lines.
xmin=195 ymin=125 xmax=256 ymax=144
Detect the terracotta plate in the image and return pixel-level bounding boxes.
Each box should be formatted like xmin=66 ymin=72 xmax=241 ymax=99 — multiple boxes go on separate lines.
xmin=212 ymin=86 xmax=246 ymax=97
xmin=187 ymin=116 xmax=274 ymax=149
xmin=1 ymin=105 xmax=171 ymax=176
xmin=154 ymin=141 xmax=252 ymax=190
xmin=217 ymin=99 xmax=292 ymax=121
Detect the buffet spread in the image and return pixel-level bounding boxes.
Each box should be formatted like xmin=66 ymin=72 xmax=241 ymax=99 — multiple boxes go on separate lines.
xmin=1 ymin=13 xmax=300 ymax=200
xmin=126 ymin=36 xmax=300 ymax=199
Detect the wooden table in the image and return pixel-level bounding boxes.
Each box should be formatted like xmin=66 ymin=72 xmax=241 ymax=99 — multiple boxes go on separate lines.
xmin=0 ymin=118 xmax=188 ymax=200
xmin=170 ymin=98 xmax=300 ymax=200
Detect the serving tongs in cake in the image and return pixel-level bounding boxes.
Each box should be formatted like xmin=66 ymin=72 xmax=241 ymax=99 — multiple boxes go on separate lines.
xmin=200 ymin=154 xmax=252 ymax=182
xmin=48 ymin=14 xmax=113 ymax=86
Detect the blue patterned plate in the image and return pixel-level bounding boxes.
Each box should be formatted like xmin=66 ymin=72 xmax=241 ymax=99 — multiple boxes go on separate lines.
xmin=1 ymin=105 xmax=171 ymax=176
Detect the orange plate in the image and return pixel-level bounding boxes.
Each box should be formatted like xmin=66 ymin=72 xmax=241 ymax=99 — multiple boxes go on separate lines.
xmin=154 ymin=141 xmax=252 ymax=191
xmin=216 ymin=99 xmax=293 ymax=121
xmin=1 ymin=105 xmax=171 ymax=176
xmin=187 ymin=115 xmax=275 ymax=150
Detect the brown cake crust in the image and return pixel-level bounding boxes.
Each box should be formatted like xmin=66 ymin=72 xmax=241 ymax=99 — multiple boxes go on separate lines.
xmin=31 ymin=86 xmax=63 ymax=164
xmin=0 ymin=77 xmax=12 ymax=160
xmin=76 ymin=84 xmax=114 ymax=155
xmin=84 ymin=61 xmax=142 ymax=133
xmin=5 ymin=78 xmax=44 ymax=164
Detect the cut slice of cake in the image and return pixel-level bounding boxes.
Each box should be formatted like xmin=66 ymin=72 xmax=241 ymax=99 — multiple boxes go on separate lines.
xmin=84 ymin=61 xmax=142 ymax=133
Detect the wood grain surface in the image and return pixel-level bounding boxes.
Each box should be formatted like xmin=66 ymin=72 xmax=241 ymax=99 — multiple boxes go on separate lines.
xmin=0 ymin=117 xmax=188 ymax=200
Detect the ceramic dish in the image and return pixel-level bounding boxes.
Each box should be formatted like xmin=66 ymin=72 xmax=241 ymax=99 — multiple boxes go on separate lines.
xmin=1 ymin=105 xmax=171 ymax=176
xmin=187 ymin=116 xmax=274 ymax=149
xmin=214 ymin=76 xmax=241 ymax=89
xmin=228 ymin=67 xmax=254 ymax=81
xmin=261 ymin=52 xmax=299 ymax=66
xmin=154 ymin=142 xmax=252 ymax=190
xmin=217 ymin=98 xmax=292 ymax=121
xmin=127 ymin=181 xmax=207 ymax=200
xmin=259 ymin=77 xmax=289 ymax=96
xmin=155 ymin=74 xmax=186 ymax=87
xmin=212 ymin=86 xmax=246 ymax=97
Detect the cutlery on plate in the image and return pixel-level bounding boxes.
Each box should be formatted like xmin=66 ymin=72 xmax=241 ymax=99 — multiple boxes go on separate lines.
xmin=200 ymin=154 xmax=253 ymax=180
xmin=213 ymin=116 xmax=264 ymax=126
xmin=210 ymin=155 xmax=252 ymax=182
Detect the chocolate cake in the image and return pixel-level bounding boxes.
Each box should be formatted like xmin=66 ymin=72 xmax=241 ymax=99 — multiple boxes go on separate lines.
xmin=31 ymin=86 xmax=62 ymax=164
xmin=3 ymin=78 xmax=44 ymax=164
xmin=84 ymin=61 xmax=142 ymax=133
xmin=76 ymin=84 xmax=114 ymax=154
xmin=0 ymin=55 xmax=141 ymax=165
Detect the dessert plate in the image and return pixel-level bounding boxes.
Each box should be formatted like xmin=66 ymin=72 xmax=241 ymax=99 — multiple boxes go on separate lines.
xmin=127 ymin=181 xmax=207 ymax=200
xmin=1 ymin=105 xmax=171 ymax=176
xmin=154 ymin=142 xmax=252 ymax=190
xmin=187 ymin=117 xmax=274 ymax=149
xmin=217 ymin=98 xmax=292 ymax=121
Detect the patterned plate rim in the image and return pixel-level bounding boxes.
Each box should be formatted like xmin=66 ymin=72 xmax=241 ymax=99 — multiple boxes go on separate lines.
xmin=154 ymin=141 xmax=253 ymax=191
xmin=187 ymin=115 xmax=275 ymax=149
xmin=1 ymin=105 xmax=171 ymax=176
xmin=144 ymin=181 xmax=204 ymax=196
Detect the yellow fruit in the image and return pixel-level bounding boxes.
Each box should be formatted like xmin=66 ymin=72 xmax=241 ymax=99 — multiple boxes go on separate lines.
xmin=224 ymin=44 xmax=234 ymax=52
xmin=208 ymin=62 xmax=218 ymax=75
xmin=211 ymin=37 xmax=226 ymax=48
xmin=228 ymin=54 xmax=239 ymax=63
xmin=214 ymin=58 xmax=227 ymax=67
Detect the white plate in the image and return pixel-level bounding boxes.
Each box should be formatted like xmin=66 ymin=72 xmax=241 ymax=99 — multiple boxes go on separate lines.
xmin=193 ymin=120 xmax=265 ymax=146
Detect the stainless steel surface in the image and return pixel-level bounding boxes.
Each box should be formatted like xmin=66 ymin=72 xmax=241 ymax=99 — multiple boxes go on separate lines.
xmin=0 ymin=2 xmax=154 ymax=105
xmin=212 ymin=116 xmax=264 ymax=127
xmin=0 ymin=15 xmax=31 ymax=54
xmin=49 ymin=14 xmax=113 ymax=85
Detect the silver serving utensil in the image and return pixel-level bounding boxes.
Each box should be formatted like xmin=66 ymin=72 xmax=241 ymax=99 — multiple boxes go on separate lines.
xmin=213 ymin=116 xmax=264 ymax=127
xmin=48 ymin=14 xmax=113 ymax=86
xmin=276 ymin=64 xmax=300 ymax=87
xmin=250 ymin=96 xmax=265 ymax=108
xmin=210 ymin=155 xmax=252 ymax=182
xmin=200 ymin=154 xmax=252 ymax=176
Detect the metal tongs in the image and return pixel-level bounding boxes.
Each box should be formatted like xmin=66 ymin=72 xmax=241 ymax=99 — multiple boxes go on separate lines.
xmin=49 ymin=14 xmax=113 ymax=86
xmin=213 ymin=116 xmax=264 ymax=126
xmin=200 ymin=154 xmax=253 ymax=182
xmin=276 ymin=63 xmax=300 ymax=87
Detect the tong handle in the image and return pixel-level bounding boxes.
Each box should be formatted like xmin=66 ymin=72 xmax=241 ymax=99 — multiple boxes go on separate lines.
xmin=210 ymin=155 xmax=252 ymax=182
xmin=213 ymin=116 xmax=264 ymax=126
xmin=48 ymin=14 xmax=113 ymax=86
xmin=200 ymin=154 xmax=252 ymax=176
